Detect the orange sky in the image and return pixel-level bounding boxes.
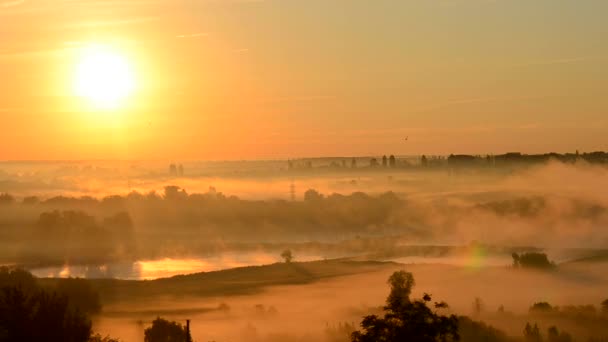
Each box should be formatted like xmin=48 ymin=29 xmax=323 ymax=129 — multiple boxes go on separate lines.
xmin=1 ymin=0 xmax=607 ymax=160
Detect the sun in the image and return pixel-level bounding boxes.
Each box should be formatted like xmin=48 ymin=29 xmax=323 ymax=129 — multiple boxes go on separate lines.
xmin=73 ymin=45 xmax=136 ymax=110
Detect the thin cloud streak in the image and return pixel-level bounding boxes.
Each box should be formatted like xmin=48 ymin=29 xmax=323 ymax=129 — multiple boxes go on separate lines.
xmin=176 ymin=32 xmax=209 ymax=38
xmin=62 ymin=16 xmax=158 ymax=29
xmin=513 ymin=56 xmax=598 ymax=68
xmin=0 ymin=0 xmax=25 ymax=8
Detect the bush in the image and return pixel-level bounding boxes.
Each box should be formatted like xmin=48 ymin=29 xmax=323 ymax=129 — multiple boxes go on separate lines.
xmin=513 ymin=252 xmax=555 ymax=269
xmin=144 ymin=317 xmax=189 ymax=342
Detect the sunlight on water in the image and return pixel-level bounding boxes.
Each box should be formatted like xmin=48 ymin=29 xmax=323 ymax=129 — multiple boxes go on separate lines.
xmin=28 ymin=252 xmax=322 ymax=280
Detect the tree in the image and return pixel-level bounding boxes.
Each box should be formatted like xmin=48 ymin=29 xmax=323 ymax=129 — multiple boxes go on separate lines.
xmin=529 ymin=302 xmax=554 ymax=314
xmin=0 ymin=286 xmax=92 ymax=342
xmin=168 ymin=164 xmax=177 ymax=176
xmin=0 ymin=267 xmax=38 ymax=293
xmin=88 ymin=334 xmax=121 ymax=342
xmin=144 ymin=317 xmax=188 ymax=342
xmin=0 ymin=193 xmax=15 ymax=205
xmin=512 ymin=252 xmax=555 ymax=270
xmin=547 ymin=326 xmax=572 ymax=342
xmin=458 ymin=316 xmax=509 ymax=342
xmin=281 ymin=249 xmax=293 ymax=263
xmin=523 ymin=322 xmax=542 ymax=342
xmin=389 ymin=155 xmax=396 ymax=168
xmin=602 ymin=299 xmax=608 ymax=315
xmin=304 ymin=189 xmax=324 ymax=202
xmin=421 ymin=155 xmax=428 ymax=167
xmin=472 ymin=297 xmax=483 ymax=316
xmin=382 ymin=155 xmax=388 ymax=167
xmin=351 ymin=270 xmax=459 ymax=342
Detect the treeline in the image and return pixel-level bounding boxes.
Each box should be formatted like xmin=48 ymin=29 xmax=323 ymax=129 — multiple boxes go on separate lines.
xmin=447 ymin=152 xmax=608 ymax=168
xmin=2 ymin=186 xmax=607 ymax=266
xmin=21 ymin=210 xmax=136 ymax=266
xmin=284 ymin=151 xmax=608 ymax=172
xmin=0 ymin=267 xmax=114 ymax=342
xmin=1 ymin=187 xmax=425 ymax=264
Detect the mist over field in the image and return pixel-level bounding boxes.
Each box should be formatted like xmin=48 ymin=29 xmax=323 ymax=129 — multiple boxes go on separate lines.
xmin=3 ymin=0 xmax=608 ymax=340
xmin=2 ymin=158 xmax=608 ymax=341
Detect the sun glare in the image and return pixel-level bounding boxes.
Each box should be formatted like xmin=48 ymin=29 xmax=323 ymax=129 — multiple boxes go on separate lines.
xmin=73 ymin=45 xmax=136 ymax=110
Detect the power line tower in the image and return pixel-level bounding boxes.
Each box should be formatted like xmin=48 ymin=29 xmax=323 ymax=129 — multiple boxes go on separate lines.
xmin=290 ymin=178 xmax=296 ymax=201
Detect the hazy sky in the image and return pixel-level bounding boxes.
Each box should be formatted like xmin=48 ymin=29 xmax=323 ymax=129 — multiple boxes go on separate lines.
xmin=1 ymin=0 xmax=607 ymax=160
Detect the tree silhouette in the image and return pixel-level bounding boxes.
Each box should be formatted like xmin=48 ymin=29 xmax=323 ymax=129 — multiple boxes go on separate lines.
xmin=512 ymin=252 xmax=555 ymax=270
xmin=0 ymin=193 xmax=15 ymax=205
xmin=281 ymin=249 xmax=293 ymax=263
xmin=351 ymin=270 xmax=459 ymax=342
xmin=144 ymin=317 xmax=188 ymax=342
xmin=547 ymin=325 xmax=572 ymax=342
xmin=421 ymin=155 xmax=428 ymax=167
xmin=303 ymin=189 xmax=324 ymax=202
xmin=457 ymin=316 xmax=509 ymax=342
xmin=523 ymin=322 xmax=542 ymax=342
xmin=0 ymin=286 xmax=92 ymax=342
xmin=88 ymin=334 xmax=121 ymax=342
xmin=472 ymin=297 xmax=483 ymax=316
xmin=601 ymin=299 xmax=608 ymax=315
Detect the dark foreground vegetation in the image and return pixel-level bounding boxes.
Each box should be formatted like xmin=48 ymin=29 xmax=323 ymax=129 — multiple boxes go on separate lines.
xmin=3 ymin=263 xmax=608 ymax=341
xmin=0 ymin=267 xmax=108 ymax=342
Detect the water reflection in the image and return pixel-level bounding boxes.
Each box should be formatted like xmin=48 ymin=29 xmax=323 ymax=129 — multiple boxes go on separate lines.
xmin=29 ymin=252 xmax=321 ymax=280
xmin=28 ymin=253 xmax=513 ymax=280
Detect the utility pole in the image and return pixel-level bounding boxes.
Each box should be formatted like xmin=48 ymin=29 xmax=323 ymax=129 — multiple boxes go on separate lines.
xmin=185 ymin=319 xmax=192 ymax=342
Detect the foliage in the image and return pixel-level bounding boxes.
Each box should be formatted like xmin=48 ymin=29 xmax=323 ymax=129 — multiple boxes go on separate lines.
xmin=457 ymin=316 xmax=510 ymax=342
xmin=0 ymin=286 xmax=91 ymax=342
xmin=351 ymin=270 xmax=459 ymax=342
xmin=0 ymin=267 xmax=38 ymax=293
xmin=88 ymin=334 xmax=121 ymax=342
xmin=513 ymin=252 xmax=555 ymax=270
xmin=144 ymin=317 xmax=188 ymax=342
xmin=547 ymin=326 xmax=573 ymax=342
xmin=529 ymin=302 xmax=555 ymax=313
xmin=523 ymin=323 xmax=541 ymax=342
xmin=281 ymin=249 xmax=294 ymax=263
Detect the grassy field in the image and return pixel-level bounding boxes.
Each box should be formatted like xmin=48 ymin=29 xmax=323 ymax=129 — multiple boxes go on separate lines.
xmin=39 ymin=259 xmax=397 ymax=303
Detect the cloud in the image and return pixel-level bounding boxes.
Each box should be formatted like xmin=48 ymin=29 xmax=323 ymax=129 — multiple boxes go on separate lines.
xmin=63 ymin=16 xmax=158 ymax=29
xmin=413 ymin=95 xmax=555 ymax=114
xmin=176 ymin=32 xmax=209 ymax=39
xmin=0 ymin=0 xmax=25 ymax=8
xmin=513 ymin=56 xmax=596 ymax=68
xmin=0 ymin=107 xmax=23 ymax=112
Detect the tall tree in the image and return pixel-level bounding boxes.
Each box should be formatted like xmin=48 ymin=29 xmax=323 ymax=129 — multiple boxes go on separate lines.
xmin=351 ymin=270 xmax=459 ymax=342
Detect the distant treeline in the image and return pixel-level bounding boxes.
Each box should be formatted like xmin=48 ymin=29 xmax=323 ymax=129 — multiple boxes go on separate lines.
xmin=1 ymin=184 xmax=607 ymax=267
xmin=286 ymin=151 xmax=608 ymax=171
